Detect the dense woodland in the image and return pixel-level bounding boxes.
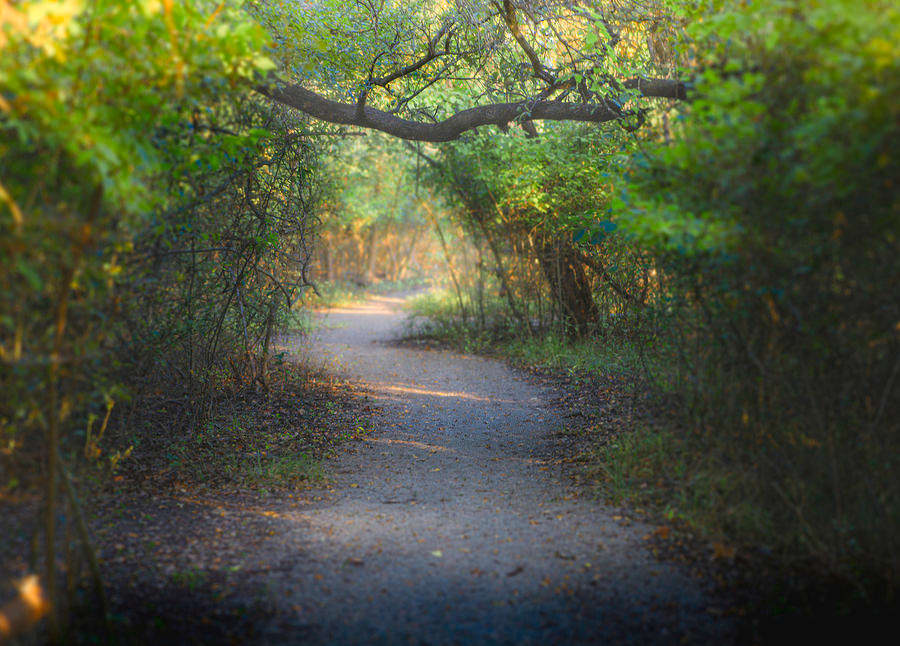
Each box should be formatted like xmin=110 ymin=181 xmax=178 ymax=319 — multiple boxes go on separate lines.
xmin=1 ymin=0 xmax=898 ymax=641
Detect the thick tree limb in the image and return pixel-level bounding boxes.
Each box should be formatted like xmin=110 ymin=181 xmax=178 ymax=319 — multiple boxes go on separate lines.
xmin=260 ymin=78 xmax=685 ymax=142
xmin=623 ymin=77 xmax=688 ymax=100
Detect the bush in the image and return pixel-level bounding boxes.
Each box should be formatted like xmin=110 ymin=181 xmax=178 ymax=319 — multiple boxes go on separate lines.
xmin=616 ymin=0 xmax=900 ymax=583
xmin=0 ymin=2 xmax=323 ymax=625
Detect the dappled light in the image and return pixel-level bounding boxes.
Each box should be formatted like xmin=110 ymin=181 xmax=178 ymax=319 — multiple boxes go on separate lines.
xmin=314 ymin=296 xmax=409 ymax=316
xmin=0 ymin=576 xmax=49 ymax=642
xmin=363 ymin=437 xmax=454 ymax=454
xmin=371 ymin=384 xmax=517 ymax=405
xmin=1 ymin=0 xmax=896 ymax=642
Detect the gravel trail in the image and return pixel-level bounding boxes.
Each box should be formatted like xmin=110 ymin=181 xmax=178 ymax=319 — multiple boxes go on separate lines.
xmin=263 ymin=295 xmax=728 ymax=645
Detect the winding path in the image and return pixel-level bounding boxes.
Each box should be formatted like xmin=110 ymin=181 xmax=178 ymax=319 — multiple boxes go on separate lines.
xmin=263 ymin=294 xmax=727 ymax=644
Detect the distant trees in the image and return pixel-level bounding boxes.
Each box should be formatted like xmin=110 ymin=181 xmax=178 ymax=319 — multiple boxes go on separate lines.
xmin=313 ymin=133 xmax=434 ymax=285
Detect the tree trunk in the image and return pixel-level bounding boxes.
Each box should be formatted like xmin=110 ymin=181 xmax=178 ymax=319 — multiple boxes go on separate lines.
xmin=321 ymin=239 xmax=334 ymax=282
xmin=533 ymin=229 xmax=599 ymax=337
xmin=365 ymin=224 xmax=378 ymax=282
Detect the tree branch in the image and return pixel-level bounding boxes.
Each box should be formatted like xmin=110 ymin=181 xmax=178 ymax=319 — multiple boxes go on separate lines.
xmin=259 ymin=78 xmax=685 ymax=142
xmin=371 ymin=24 xmax=453 ymax=87
xmin=623 ymin=77 xmax=688 ymax=100
xmin=499 ymin=0 xmax=556 ymax=85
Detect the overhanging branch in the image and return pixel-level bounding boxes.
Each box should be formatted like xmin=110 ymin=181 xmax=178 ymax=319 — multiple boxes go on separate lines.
xmin=623 ymin=77 xmax=688 ymax=100
xmin=259 ymin=78 xmax=686 ymax=142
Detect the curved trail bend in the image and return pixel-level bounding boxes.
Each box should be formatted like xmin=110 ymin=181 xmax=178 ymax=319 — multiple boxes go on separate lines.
xmin=265 ymin=295 xmax=726 ymax=644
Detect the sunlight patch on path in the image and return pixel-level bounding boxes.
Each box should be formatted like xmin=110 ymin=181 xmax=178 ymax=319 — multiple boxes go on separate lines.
xmin=362 ymin=437 xmax=454 ymax=453
xmin=371 ymin=383 xmax=517 ymax=404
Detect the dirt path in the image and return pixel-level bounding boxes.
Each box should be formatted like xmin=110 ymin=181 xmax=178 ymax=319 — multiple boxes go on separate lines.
xmin=259 ymin=295 xmax=729 ymax=644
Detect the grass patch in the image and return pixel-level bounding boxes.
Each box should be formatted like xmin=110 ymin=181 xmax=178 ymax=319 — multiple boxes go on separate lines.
xmin=301 ymin=281 xmax=369 ymax=308
xmin=505 ymin=333 xmax=643 ymax=378
xmin=587 ymin=424 xmax=772 ymax=540
xmin=230 ymin=451 xmax=325 ymax=488
xmin=404 ymin=288 xmax=667 ymax=381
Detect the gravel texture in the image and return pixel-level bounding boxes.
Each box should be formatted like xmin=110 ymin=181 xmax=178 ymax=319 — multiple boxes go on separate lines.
xmin=260 ymin=295 xmax=730 ymax=645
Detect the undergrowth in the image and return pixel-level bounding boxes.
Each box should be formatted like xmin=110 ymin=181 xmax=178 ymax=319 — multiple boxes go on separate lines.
xmin=108 ymin=362 xmax=371 ymax=493
xmin=404 ymin=289 xmax=657 ymax=380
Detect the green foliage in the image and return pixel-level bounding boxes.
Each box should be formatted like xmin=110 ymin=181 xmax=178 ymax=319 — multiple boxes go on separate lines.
xmin=0 ymin=0 xmax=328 ymax=503
xmin=0 ymin=2 xmax=319 ymax=628
xmin=420 ymin=120 xmax=653 ymax=338
xmin=618 ymin=0 xmax=898 ymax=254
xmin=0 ymin=0 xmax=273 ymax=211
xmin=2 ymin=0 xmax=893 ymax=616
xmin=403 ymin=0 xmax=900 ymax=591
xmin=323 ymin=133 xmax=424 ymax=228
xmin=256 ymin=0 xmax=441 ymax=100
xmin=253 ymin=0 xmax=675 ymax=131
xmin=612 ymin=0 xmax=900 ymax=582
xmin=0 ymin=1 xmax=277 ymax=475
xmin=436 ymin=122 xmax=627 ymax=232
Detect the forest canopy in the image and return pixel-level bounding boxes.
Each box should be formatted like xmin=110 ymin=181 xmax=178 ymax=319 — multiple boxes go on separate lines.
xmin=253 ymin=0 xmax=686 ymax=140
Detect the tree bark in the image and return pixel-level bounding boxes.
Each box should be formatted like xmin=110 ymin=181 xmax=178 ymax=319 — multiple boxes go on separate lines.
xmin=259 ymin=78 xmax=686 ymax=142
